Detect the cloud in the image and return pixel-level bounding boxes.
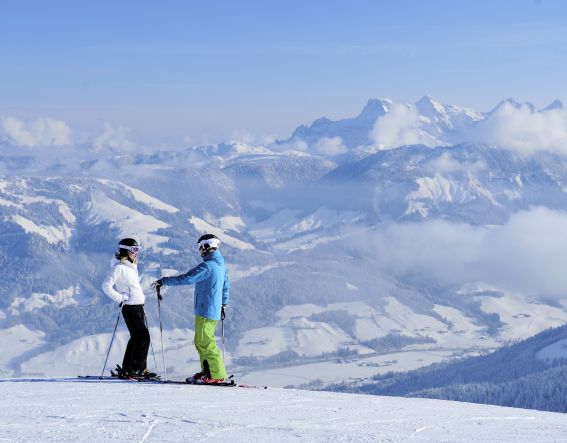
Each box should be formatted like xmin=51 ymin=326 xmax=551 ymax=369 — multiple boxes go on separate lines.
xmin=274 ymin=138 xmax=309 ymax=153
xmin=229 ymin=129 xmax=276 ymax=146
xmin=367 ymin=98 xmax=567 ymax=156
xmin=93 ymin=123 xmax=134 ymax=151
xmin=314 ymin=137 xmax=348 ymax=156
xmin=424 ymin=152 xmax=486 ymax=175
xmin=1 ymin=116 xmax=72 ymax=147
xmin=364 ymin=207 xmax=567 ymax=299
xmin=371 ymin=104 xmax=439 ymax=149
xmin=467 ymin=103 xmax=567 ymax=155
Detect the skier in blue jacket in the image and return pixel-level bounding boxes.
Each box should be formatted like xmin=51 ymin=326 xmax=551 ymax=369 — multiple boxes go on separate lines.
xmin=151 ymin=234 xmax=230 ymax=383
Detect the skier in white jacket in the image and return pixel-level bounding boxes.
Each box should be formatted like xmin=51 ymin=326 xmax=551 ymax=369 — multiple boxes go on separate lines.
xmin=101 ymin=238 xmax=154 ymax=378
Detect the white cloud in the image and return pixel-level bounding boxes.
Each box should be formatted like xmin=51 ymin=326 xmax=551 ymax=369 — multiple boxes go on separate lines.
xmin=93 ymin=123 xmax=134 ymax=151
xmin=371 ymin=104 xmax=438 ymax=149
xmin=365 ymin=207 xmax=567 ymax=299
xmin=1 ymin=116 xmax=72 ymax=147
xmin=274 ymin=138 xmax=309 ymax=153
xmin=314 ymin=136 xmax=347 ymax=156
xmin=425 ymin=152 xmax=486 ymax=175
xmin=467 ymin=103 xmax=567 ymax=155
xmin=229 ymin=129 xmax=276 ymax=146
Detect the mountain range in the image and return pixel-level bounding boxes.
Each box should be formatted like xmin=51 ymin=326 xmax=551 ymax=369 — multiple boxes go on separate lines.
xmin=1 ymin=95 xmax=567 ymax=389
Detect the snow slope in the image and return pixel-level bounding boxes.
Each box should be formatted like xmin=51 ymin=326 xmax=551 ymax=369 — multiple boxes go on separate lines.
xmin=18 ymin=328 xmax=204 ymax=378
xmin=1 ymin=379 xmax=566 ymax=442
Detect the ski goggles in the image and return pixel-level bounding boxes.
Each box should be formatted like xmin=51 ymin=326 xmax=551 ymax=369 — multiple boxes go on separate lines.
xmin=198 ymin=238 xmax=220 ymax=250
xmin=120 ymin=245 xmax=141 ymax=254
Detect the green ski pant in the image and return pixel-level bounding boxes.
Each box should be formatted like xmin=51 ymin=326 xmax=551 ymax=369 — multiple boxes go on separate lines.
xmin=194 ymin=315 xmax=227 ymax=379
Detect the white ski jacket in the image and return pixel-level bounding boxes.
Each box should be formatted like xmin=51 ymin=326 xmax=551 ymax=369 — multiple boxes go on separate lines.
xmin=101 ymin=256 xmax=145 ymax=305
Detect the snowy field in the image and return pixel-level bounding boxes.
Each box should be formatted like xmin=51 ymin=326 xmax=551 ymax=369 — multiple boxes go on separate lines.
xmin=5 ymin=293 xmax=567 ymax=389
xmin=1 ymin=379 xmax=566 ymax=442
xmin=238 ymin=349 xmax=456 ymax=387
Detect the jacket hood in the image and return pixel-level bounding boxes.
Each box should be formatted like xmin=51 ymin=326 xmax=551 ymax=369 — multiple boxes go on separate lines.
xmin=110 ymin=256 xmax=120 ymax=268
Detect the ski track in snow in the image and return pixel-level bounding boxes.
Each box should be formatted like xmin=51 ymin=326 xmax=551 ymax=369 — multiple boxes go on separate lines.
xmin=1 ymin=379 xmax=567 ymax=442
xmin=138 ymin=419 xmax=159 ymax=443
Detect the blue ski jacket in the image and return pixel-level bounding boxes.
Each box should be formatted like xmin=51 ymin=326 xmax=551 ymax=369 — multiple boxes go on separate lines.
xmin=161 ymin=250 xmax=230 ymax=320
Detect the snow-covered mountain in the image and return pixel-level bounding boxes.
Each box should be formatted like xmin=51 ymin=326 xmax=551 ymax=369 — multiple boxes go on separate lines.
xmin=283 ymin=95 xmax=485 ymax=152
xmin=286 ymin=98 xmax=393 ymax=150
xmin=2 ymin=96 xmax=567 ymax=389
xmin=281 ymin=95 xmax=564 ymax=159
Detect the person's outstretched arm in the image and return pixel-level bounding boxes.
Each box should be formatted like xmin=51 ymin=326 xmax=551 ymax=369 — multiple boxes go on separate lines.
xmin=162 ymin=262 xmax=211 ymax=287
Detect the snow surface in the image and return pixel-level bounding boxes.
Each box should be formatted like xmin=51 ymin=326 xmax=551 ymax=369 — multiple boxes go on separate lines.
xmin=238 ymin=350 xmax=456 ymax=388
xmin=98 ymin=179 xmax=179 ymax=214
xmin=248 ymin=207 xmax=364 ymax=252
xmin=236 ymin=298 xmax=499 ymax=363
xmin=10 ymin=285 xmax=82 ymax=314
xmin=1 ymin=379 xmax=566 ymax=442
xmin=474 ymin=294 xmax=567 ymax=341
xmin=85 ymin=192 xmax=173 ymax=253
xmin=189 ymin=216 xmax=255 ymax=250
xmin=228 ymin=262 xmax=295 ymax=282
xmin=0 ymin=325 xmax=46 ymax=376
xmin=6 ymin=214 xmax=71 ymax=244
xmin=3 ymin=295 xmax=560 ymax=387
xmin=17 ymin=328 xmax=204 ymax=379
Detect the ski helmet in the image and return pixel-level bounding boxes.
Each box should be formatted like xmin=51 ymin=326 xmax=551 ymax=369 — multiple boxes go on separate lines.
xmin=197 ymin=234 xmax=220 ymax=257
xmin=118 ymin=238 xmax=140 ymax=255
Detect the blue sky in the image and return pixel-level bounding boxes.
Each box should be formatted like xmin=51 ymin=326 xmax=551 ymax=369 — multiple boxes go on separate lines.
xmin=1 ymin=0 xmax=566 ymax=144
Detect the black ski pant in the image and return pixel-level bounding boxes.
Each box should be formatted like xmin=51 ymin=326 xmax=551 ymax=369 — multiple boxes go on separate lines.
xmin=121 ymin=304 xmax=150 ymax=372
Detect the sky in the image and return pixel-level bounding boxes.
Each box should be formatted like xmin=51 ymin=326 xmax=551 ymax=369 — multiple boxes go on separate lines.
xmin=1 ymin=0 xmax=567 ymax=144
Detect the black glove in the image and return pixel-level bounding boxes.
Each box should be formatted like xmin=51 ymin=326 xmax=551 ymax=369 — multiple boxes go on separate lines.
xmin=151 ymin=279 xmax=163 ymax=290
xmin=151 ymin=279 xmax=164 ymax=300
xmin=221 ymin=304 xmax=228 ymax=320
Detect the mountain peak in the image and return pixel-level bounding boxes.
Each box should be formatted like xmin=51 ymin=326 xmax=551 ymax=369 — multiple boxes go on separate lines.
xmin=490 ymin=98 xmax=536 ymax=114
xmin=358 ymin=98 xmax=392 ymax=120
xmin=543 ymin=99 xmax=564 ymax=111
xmin=504 ymin=97 xmax=526 ymax=108
xmin=415 ymin=95 xmax=446 ymax=116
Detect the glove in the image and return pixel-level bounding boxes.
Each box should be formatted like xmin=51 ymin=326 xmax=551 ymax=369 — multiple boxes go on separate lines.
xmin=221 ymin=304 xmax=228 ymax=320
xmin=150 ymin=279 xmax=163 ymax=290
xmin=119 ymin=294 xmax=129 ymax=306
xmin=151 ymin=279 xmax=164 ymax=300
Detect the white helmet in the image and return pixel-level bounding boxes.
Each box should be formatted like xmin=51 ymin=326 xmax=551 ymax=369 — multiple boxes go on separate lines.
xmin=197 ymin=234 xmax=220 ymax=257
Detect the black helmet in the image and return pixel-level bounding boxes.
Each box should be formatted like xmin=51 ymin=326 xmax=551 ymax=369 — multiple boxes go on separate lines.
xmin=118 ymin=238 xmax=140 ymax=254
xmin=197 ymin=234 xmax=220 ymax=257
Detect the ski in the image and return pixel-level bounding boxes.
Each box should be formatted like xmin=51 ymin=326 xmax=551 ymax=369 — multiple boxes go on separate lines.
xmin=136 ymin=375 xmax=268 ymax=389
xmin=79 ymin=374 xmax=267 ymax=389
xmin=110 ymin=369 xmax=161 ymax=381
xmin=235 ymin=383 xmax=268 ymax=390
xmin=77 ymin=375 xmax=134 ymax=381
xmin=137 ymin=378 xmax=236 ymax=387
xmin=78 ymin=374 xmax=161 ymax=382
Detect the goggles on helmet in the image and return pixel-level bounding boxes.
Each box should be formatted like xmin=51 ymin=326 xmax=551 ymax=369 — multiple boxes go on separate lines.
xmin=198 ymin=238 xmax=220 ymax=249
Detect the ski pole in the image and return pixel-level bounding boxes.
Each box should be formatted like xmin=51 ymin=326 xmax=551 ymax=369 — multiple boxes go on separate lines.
xmin=100 ymin=303 xmax=122 ymax=379
xmin=157 ymin=286 xmax=167 ymax=381
xmin=143 ymin=312 xmax=159 ymax=374
xmin=221 ymin=308 xmax=226 ymax=362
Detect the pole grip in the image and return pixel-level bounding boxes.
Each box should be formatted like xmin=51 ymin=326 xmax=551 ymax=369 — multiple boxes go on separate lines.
xmin=156 ymin=285 xmax=162 ymax=301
